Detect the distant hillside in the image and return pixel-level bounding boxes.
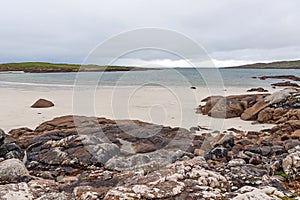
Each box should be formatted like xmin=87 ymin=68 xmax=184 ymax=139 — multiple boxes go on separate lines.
xmin=0 ymin=62 xmax=148 ymax=73
xmin=225 ymin=60 xmax=300 ymax=69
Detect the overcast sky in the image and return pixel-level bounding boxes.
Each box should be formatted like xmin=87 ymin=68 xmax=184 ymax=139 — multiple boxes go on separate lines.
xmin=1 ymin=0 xmax=300 ymax=67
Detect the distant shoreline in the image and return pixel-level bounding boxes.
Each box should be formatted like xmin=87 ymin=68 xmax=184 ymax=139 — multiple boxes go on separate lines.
xmin=223 ymin=59 xmax=300 ymax=69
xmin=0 ymin=62 xmax=155 ymax=73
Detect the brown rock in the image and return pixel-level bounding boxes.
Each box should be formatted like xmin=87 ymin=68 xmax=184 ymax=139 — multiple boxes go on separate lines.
xmin=197 ymin=96 xmax=223 ymax=115
xmin=241 ymin=101 xmax=269 ymax=120
xmin=258 ymin=75 xmax=300 ymax=81
xmin=209 ymin=98 xmax=244 ymax=118
xmin=273 ymin=107 xmax=288 ymax=121
xmin=257 ymin=108 xmax=274 ymax=123
xmin=291 ymin=130 xmax=300 ymax=139
xmin=31 ymin=98 xmax=54 ymax=108
xmin=275 ymin=117 xmax=288 ymax=124
xmin=271 ymin=81 xmax=300 ymax=87
xmin=194 ymin=148 xmax=204 ymax=156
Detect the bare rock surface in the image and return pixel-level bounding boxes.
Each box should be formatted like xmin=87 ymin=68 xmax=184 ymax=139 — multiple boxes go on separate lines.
xmin=0 ymin=106 xmax=299 ymax=198
xmin=198 ymin=88 xmax=300 ymax=124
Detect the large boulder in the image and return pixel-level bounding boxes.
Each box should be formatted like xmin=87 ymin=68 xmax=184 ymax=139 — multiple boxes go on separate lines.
xmin=0 ymin=159 xmax=30 ymax=183
xmin=198 ymin=94 xmax=267 ymax=119
xmin=209 ymin=98 xmax=244 ymax=118
xmin=31 ymin=99 xmax=54 ymax=108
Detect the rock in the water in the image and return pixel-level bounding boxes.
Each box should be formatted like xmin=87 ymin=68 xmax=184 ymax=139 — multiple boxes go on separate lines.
xmin=31 ymin=99 xmax=54 ymax=108
xmin=271 ymin=81 xmax=300 ymax=87
xmin=0 ymin=158 xmax=30 ymax=183
xmin=259 ymin=75 xmax=300 ymax=81
xmin=247 ymin=87 xmax=268 ymax=92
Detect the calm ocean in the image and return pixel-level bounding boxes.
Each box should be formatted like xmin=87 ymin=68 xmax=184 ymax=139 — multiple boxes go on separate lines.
xmin=0 ymin=68 xmax=299 ymax=91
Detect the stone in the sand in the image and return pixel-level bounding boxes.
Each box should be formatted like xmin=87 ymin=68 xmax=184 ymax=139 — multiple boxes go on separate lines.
xmin=0 ymin=158 xmax=30 ymax=183
xmin=31 ymin=98 xmax=54 ymax=108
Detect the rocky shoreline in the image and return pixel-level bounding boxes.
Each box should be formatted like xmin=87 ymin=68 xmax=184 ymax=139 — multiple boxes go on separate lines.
xmin=0 ymin=89 xmax=299 ymax=199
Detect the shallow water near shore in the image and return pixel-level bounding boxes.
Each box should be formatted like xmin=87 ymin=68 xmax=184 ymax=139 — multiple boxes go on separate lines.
xmin=0 ymin=68 xmax=298 ymax=132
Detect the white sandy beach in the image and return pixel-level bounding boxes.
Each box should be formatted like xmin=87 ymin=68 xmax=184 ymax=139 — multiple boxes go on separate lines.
xmin=0 ymin=86 xmax=276 ymax=133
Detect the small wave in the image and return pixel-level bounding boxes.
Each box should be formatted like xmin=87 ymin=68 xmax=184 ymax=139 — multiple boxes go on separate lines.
xmin=0 ymin=80 xmax=74 ymax=88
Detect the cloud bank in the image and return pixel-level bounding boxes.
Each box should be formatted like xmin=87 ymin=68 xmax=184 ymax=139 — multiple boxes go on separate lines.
xmin=1 ymin=0 xmax=300 ymax=67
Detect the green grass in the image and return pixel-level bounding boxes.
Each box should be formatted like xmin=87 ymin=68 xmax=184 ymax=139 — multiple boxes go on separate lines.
xmin=274 ymin=170 xmax=289 ymax=179
xmin=0 ymin=62 xmax=142 ymax=72
xmin=226 ymin=60 xmax=300 ymax=69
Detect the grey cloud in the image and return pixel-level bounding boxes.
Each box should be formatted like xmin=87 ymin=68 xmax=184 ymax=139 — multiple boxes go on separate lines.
xmin=0 ymin=0 xmax=300 ymax=65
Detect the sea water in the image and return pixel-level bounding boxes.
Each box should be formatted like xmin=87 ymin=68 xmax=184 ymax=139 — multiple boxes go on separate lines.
xmin=0 ymin=68 xmax=299 ymax=91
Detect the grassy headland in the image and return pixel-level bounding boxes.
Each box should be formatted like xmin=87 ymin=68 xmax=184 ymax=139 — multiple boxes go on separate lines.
xmin=225 ymin=59 xmax=300 ymax=69
xmin=0 ymin=62 xmax=149 ymax=73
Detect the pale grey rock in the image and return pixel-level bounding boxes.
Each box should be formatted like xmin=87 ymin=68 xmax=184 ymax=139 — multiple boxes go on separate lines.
xmin=233 ymin=186 xmax=289 ymax=200
xmin=283 ymin=151 xmax=300 ymax=179
xmin=0 ymin=159 xmax=29 ymax=183
xmin=0 ymin=182 xmax=34 ymax=200
xmin=105 ymin=149 xmax=185 ymax=172
xmin=36 ymin=192 xmax=70 ymax=200
xmin=104 ymin=156 xmax=228 ymax=199
xmin=264 ymin=89 xmax=294 ymax=104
